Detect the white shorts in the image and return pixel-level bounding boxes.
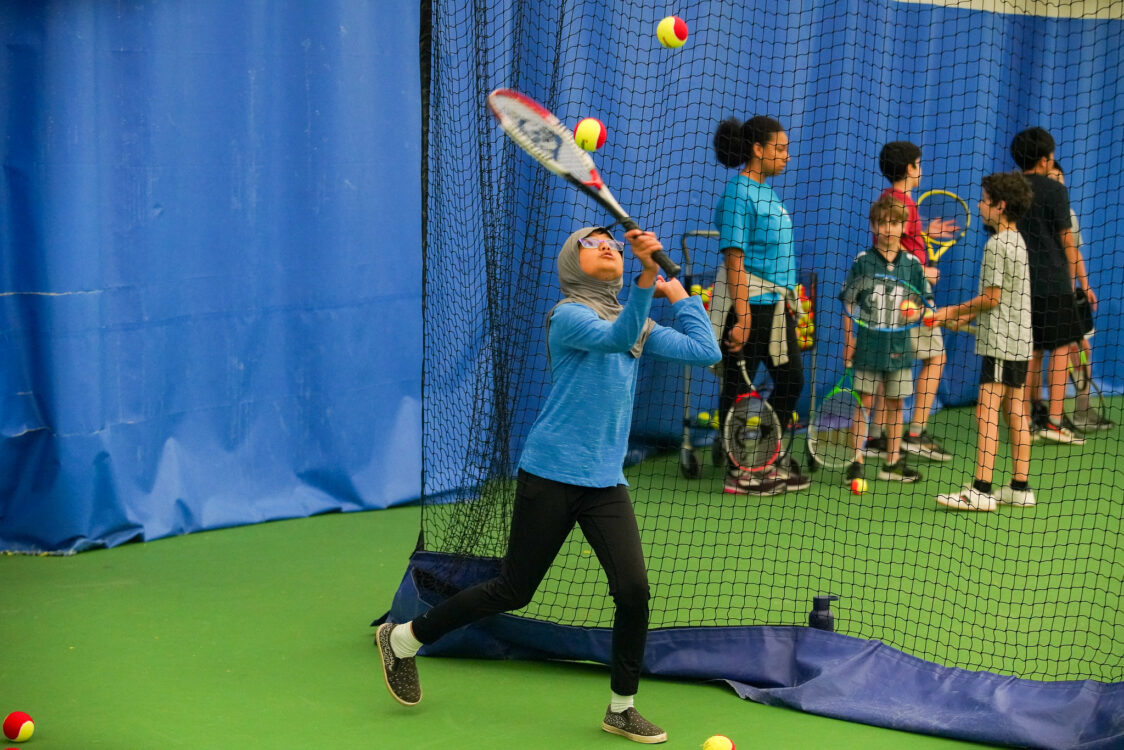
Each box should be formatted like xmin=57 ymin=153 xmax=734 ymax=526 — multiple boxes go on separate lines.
xmin=854 ymin=368 xmax=913 ymax=400
xmin=911 ymin=323 xmax=944 ymax=361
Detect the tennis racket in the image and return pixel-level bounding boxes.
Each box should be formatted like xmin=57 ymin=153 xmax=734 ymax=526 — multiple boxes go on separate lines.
xmin=723 ymin=357 xmax=782 ymax=473
xmin=487 ymin=88 xmax=680 ymax=277
xmin=846 ymin=273 xmax=935 ymax=333
xmin=1067 ymin=346 xmax=1114 ymax=432
xmin=807 ymin=368 xmax=869 ymax=470
xmin=918 ymin=189 xmax=970 ymax=263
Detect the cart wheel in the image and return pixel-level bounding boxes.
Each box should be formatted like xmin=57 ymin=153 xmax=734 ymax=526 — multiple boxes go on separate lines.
xmin=711 ymin=435 xmax=726 ymax=468
xmin=679 ymin=447 xmax=701 ymax=479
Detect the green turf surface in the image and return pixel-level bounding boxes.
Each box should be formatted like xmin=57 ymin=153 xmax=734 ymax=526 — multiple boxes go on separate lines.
xmin=1 ymin=507 xmax=997 ymax=748
xmin=426 ymin=402 xmax=1123 ymax=682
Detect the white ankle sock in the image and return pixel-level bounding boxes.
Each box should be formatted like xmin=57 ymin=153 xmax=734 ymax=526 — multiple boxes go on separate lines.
xmin=610 ymin=691 xmax=634 ymax=713
xmin=390 ymin=622 xmax=422 ymax=659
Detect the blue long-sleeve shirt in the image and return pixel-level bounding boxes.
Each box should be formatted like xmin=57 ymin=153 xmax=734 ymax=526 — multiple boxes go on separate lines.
xmin=519 ymin=284 xmax=721 ymax=487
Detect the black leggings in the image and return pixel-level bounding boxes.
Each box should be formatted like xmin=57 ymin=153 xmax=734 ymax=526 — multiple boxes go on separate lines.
xmin=411 ymin=470 xmax=651 ymax=696
xmin=718 ymin=303 xmax=804 ymax=432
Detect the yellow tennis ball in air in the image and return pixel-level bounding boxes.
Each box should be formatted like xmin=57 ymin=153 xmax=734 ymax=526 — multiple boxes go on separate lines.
xmin=573 ymin=117 xmax=607 ymax=151
xmin=656 ymin=15 xmax=688 ymax=48
xmin=850 ymin=478 xmax=868 ymax=495
xmin=703 ymin=735 xmax=735 ymax=750
xmin=697 ymin=411 xmax=711 ymax=426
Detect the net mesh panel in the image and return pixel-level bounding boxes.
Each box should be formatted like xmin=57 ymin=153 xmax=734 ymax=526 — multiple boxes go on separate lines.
xmin=420 ymin=0 xmax=1123 ymax=683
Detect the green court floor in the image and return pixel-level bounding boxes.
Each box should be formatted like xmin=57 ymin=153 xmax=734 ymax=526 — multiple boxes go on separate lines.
xmin=0 ymin=507 xmax=996 ymax=749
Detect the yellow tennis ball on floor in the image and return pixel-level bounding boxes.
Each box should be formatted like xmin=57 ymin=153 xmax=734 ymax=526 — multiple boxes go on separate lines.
xmin=703 ymin=735 xmax=735 ymax=750
xmin=656 ymin=15 xmax=688 ymax=48
xmin=573 ymin=117 xmax=607 ymax=151
xmin=850 ymin=478 xmax=868 ymax=495
xmin=2 ymin=711 xmax=34 ymax=742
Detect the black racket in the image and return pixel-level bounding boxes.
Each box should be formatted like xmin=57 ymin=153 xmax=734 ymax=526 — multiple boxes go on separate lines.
xmin=487 ymin=88 xmax=680 ymax=277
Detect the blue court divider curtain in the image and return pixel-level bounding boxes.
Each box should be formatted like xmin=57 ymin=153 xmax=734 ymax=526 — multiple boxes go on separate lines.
xmin=0 ymin=1 xmax=422 ymax=553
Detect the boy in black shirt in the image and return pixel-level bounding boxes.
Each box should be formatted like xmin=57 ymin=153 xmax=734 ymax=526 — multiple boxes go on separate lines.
xmin=1009 ymin=127 xmax=1089 ymax=444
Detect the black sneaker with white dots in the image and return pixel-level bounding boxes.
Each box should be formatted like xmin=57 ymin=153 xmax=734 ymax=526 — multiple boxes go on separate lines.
xmin=601 ymin=706 xmax=668 ymax=744
xmin=376 ymin=623 xmax=421 ymax=706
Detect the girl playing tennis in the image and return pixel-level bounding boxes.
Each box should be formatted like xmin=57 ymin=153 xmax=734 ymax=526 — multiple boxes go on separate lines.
xmin=376 ymin=226 xmax=721 ymax=744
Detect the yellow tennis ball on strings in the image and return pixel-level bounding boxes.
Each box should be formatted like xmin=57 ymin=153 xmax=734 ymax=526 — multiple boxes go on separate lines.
xmin=746 ymin=416 xmax=761 ymax=429
xmin=573 ymin=117 xmax=607 ymax=151
xmin=899 ymin=299 xmax=921 ymax=322
xmin=703 ymin=735 xmax=735 ymax=750
xmin=656 ymin=15 xmax=688 ymax=48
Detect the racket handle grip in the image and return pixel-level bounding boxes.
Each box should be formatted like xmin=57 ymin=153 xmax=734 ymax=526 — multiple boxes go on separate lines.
xmin=619 ymin=218 xmax=681 ymax=277
xmin=653 ymin=250 xmax=681 ymax=278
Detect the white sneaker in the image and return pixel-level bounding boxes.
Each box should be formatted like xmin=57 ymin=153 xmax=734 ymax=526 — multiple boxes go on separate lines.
xmin=936 ymin=486 xmax=996 ymax=512
xmin=1035 ymin=420 xmax=1085 ymax=445
xmin=994 ymin=486 xmax=1036 ymax=507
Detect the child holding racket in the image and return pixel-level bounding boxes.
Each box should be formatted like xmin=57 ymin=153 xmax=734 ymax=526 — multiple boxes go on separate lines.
xmin=933 ymin=172 xmax=1036 ymax=511
xmin=1047 ymin=161 xmax=1114 ymax=432
xmin=870 ymin=142 xmax=952 ymax=462
xmin=376 ymin=226 xmax=720 ymax=745
xmin=840 ymin=195 xmax=927 ymax=485
xmin=1010 ymin=127 xmax=1087 ymax=445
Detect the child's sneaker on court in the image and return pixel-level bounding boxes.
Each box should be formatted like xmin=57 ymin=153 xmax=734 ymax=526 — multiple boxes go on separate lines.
xmin=601 ymin=706 xmax=668 ymax=744
xmin=1072 ymin=408 xmax=1115 ymax=432
xmin=902 ymin=430 xmax=952 ymax=461
xmin=845 ymin=460 xmax=865 ymax=484
xmin=723 ymin=470 xmax=785 ymax=496
xmin=376 ymin=623 xmax=422 ymax=706
xmin=1035 ymin=419 xmax=1086 ymax=445
xmin=936 ymin=486 xmax=996 ymax=512
xmin=994 ymin=485 xmax=1036 ymax=507
xmin=879 ymin=458 xmax=920 ymax=482
xmin=774 ymin=454 xmax=812 ymax=491
xmin=862 ymin=435 xmax=887 ymax=458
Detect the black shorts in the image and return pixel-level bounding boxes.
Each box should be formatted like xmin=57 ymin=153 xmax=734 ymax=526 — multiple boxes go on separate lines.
xmin=1030 ymin=292 xmax=1085 ymax=350
xmin=1074 ymin=288 xmax=1095 ymax=337
xmin=980 ymin=356 xmax=1029 ymax=388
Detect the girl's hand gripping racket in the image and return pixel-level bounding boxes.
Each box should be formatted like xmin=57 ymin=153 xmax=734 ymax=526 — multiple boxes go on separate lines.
xmin=487 ymin=88 xmax=680 ymax=277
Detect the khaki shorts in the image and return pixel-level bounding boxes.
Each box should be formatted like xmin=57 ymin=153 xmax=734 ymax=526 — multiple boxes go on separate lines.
xmin=854 ymin=368 xmax=913 ymax=400
xmin=911 ymin=323 xmax=944 ymax=361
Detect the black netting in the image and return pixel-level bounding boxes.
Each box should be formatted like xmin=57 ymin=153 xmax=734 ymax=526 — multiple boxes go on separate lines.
xmin=418 ymin=0 xmax=1123 ymax=683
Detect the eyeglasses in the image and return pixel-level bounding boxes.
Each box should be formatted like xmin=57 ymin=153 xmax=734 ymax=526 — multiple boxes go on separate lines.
xmin=578 ymin=237 xmax=624 ymax=253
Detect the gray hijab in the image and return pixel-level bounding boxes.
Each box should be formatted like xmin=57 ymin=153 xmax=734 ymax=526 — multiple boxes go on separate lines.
xmin=547 ymin=226 xmax=656 ymax=359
